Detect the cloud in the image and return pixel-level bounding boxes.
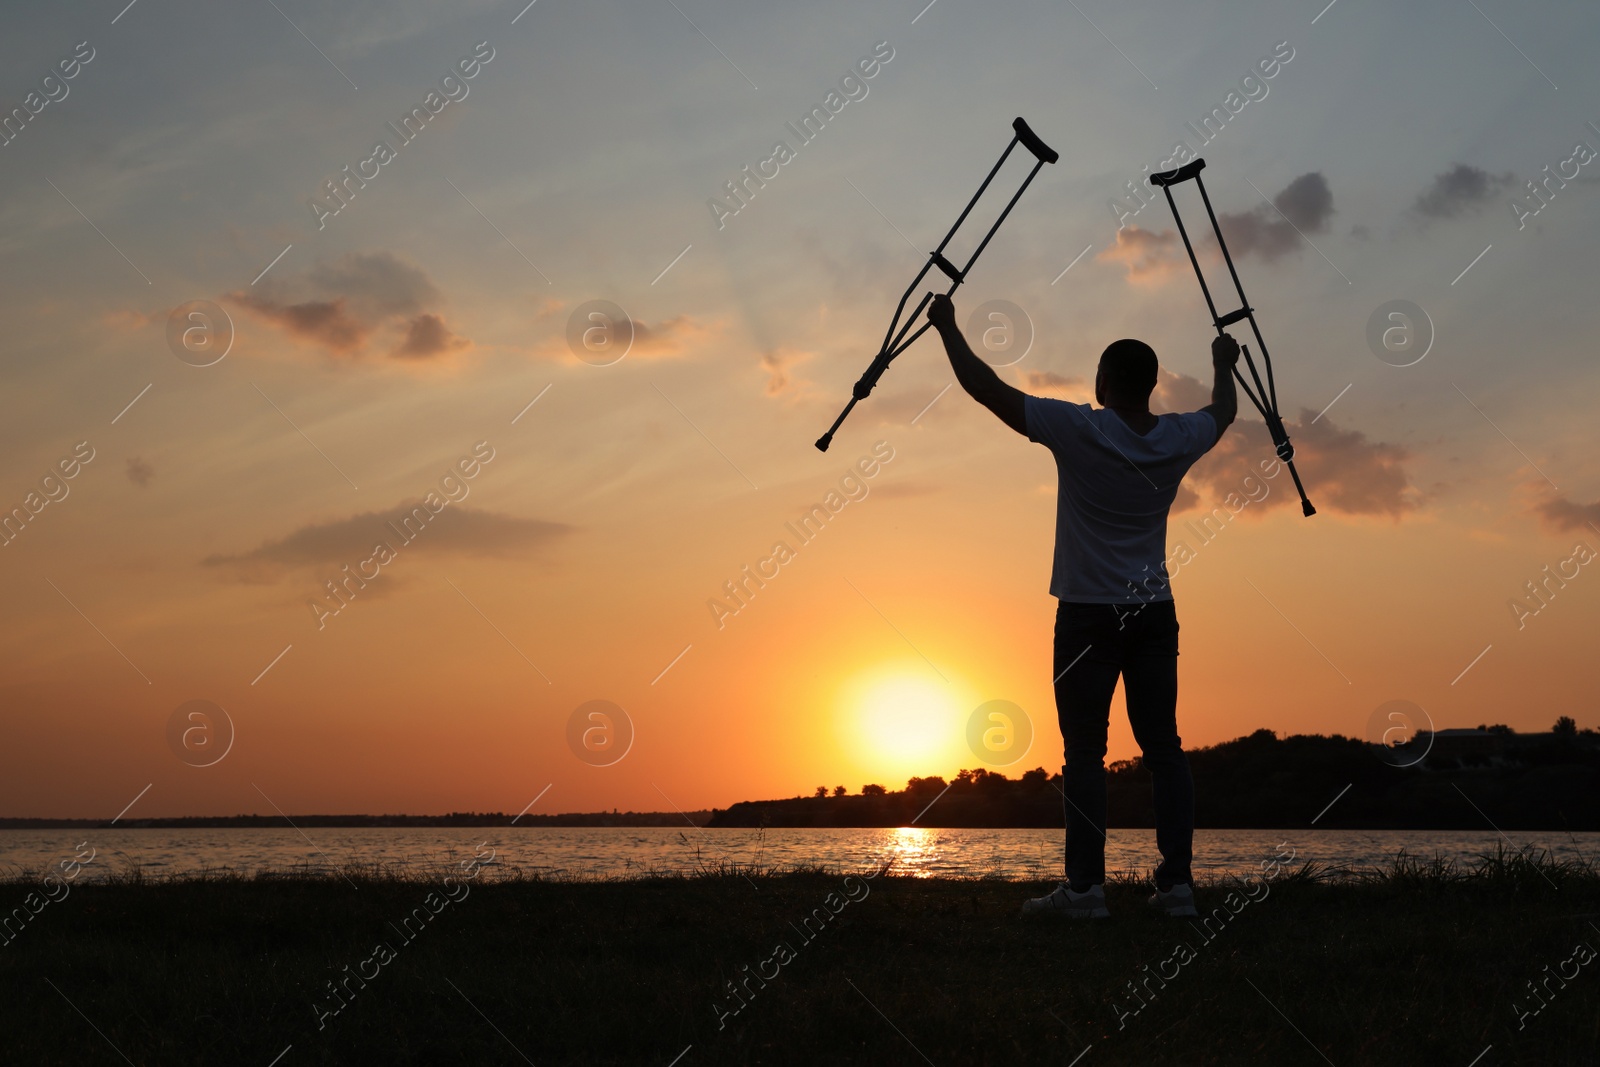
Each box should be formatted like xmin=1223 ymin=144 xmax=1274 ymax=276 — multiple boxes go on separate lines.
xmin=761 ymin=347 xmax=813 ymax=396
xmin=1097 ymin=225 xmax=1187 ymax=283
xmin=126 ymin=457 xmax=154 ymax=487
xmin=229 ymin=251 xmax=470 ymax=363
xmin=1155 ymin=371 xmax=1417 ymax=518
xmin=103 ymin=308 xmax=159 ymax=332
xmin=1025 ymin=371 xmax=1085 ymax=392
xmin=531 ymin=297 xmax=565 ymax=321
xmin=1152 ymin=369 xmax=1212 ymax=413
xmin=394 ymin=313 xmax=469 ymax=360
xmin=234 ymin=297 xmax=367 ymax=353
xmin=1292 ymin=411 xmax=1418 ymax=517
xmin=1214 ymin=172 xmax=1333 ymax=261
xmin=204 ymin=502 xmax=571 ymax=581
xmin=532 ymin=304 xmax=718 ymax=363
xmin=1526 ymin=488 xmax=1600 ymax=535
xmin=966 ymin=174 xmax=1334 ymax=287
xmin=1275 ymin=173 xmax=1335 ymax=229
xmin=630 ymin=315 xmax=714 ymax=359
xmin=306 ymin=252 xmax=439 ymax=317
xmin=1411 ymin=163 xmax=1515 ymax=222
xmin=1024 ymin=370 xmax=1092 ymax=403
xmin=869 ymin=481 xmax=938 ymax=501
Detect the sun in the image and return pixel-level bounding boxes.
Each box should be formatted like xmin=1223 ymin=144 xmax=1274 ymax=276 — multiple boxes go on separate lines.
xmin=850 ymin=671 xmax=958 ymax=772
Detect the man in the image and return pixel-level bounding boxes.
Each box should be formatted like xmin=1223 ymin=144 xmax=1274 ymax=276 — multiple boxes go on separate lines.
xmin=926 ymin=293 xmax=1238 ymax=920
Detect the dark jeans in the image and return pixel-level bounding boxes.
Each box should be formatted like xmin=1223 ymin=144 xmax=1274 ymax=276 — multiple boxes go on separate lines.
xmin=1053 ymin=598 xmax=1193 ymax=889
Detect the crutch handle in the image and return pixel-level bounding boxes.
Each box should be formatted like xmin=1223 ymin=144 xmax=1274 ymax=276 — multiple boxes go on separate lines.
xmin=931 ymin=252 xmax=963 ymax=282
xmin=1012 ymin=117 xmax=1059 ymax=164
xmin=1215 ymin=306 xmax=1253 ymax=329
xmin=1151 ymin=159 xmax=1206 ymax=187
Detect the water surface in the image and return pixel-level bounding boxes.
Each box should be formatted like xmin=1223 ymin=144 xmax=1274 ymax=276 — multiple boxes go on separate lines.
xmin=4 ymin=827 xmax=1593 ymax=883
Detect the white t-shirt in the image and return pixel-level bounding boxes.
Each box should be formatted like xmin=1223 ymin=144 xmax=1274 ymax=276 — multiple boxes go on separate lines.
xmin=1025 ymin=396 xmax=1220 ymax=603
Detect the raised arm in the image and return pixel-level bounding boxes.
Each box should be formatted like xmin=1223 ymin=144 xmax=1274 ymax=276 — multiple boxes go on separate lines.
xmin=1202 ymin=332 xmax=1239 ymax=436
xmin=927 ymin=294 xmax=1027 ymax=437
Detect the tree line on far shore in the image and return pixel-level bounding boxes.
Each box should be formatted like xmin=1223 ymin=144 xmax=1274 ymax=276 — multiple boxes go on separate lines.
xmin=708 ymin=721 xmax=1600 ymax=830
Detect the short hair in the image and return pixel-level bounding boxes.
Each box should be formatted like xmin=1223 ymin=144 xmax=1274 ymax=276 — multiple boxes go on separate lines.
xmin=1099 ymin=338 xmax=1158 ymax=396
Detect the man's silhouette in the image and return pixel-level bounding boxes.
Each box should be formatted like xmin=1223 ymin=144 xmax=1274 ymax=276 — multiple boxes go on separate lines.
xmin=927 ymin=293 xmax=1238 ymax=919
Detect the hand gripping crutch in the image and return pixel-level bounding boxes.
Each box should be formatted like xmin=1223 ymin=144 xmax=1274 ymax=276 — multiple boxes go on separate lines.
xmin=815 ymin=117 xmax=1059 ymax=452
xmin=1150 ymin=158 xmax=1316 ymax=517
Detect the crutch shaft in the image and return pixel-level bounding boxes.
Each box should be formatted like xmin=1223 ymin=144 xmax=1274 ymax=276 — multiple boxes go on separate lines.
xmin=815 ymin=397 xmax=856 ymax=452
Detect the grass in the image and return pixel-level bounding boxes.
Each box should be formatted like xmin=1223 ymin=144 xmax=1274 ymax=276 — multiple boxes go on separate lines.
xmin=1 ymin=846 xmax=1596 ymax=1065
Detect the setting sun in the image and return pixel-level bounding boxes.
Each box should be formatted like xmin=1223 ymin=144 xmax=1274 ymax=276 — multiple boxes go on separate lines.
xmin=843 ymin=669 xmax=965 ymax=778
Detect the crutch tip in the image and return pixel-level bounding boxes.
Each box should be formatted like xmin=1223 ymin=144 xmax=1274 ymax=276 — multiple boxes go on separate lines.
xmin=1302 ymin=499 xmax=1316 ymax=518
xmin=815 ymin=433 xmax=833 ymax=453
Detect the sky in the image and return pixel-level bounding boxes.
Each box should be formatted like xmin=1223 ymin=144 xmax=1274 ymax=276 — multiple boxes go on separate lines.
xmin=1 ymin=0 xmax=1597 ymax=819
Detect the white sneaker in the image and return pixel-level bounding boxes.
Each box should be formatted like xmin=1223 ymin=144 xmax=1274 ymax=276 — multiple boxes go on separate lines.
xmin=1021 ymin=883 xmax=1109 ymax=919
xmin=1148 ymin=882 xmax=1198 ymax=917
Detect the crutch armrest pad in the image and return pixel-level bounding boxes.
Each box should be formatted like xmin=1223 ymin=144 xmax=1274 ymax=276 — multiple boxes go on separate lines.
xmin=1151 ymin=159 xmax=1206 ymax=187
xmin=1012 ymin=117 xmax=1059 ymax=164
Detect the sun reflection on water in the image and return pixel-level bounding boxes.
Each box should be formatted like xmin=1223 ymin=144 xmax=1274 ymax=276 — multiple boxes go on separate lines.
xmin=878 ymin=826 xmax=940 ymax=877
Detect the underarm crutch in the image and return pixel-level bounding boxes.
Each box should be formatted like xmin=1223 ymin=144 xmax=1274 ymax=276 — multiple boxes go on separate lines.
xmin=1150 ymin=159 xmax=1316 ymax=517
xmin=815 ymin=117 xmax=1059 ymax=452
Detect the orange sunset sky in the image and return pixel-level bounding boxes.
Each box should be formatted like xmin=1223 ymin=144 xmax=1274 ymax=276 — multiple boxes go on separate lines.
xmin=1 ymin=0 xmax=1597 ymax=818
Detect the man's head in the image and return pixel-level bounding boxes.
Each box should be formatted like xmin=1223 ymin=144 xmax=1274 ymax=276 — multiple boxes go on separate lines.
xmin=1096 ymin=338 xmax=1158 ymax=407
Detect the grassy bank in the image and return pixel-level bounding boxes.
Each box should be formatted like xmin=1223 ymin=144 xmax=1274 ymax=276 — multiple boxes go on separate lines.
xmin=1 ymin=850 xmax=1595 ymax=1065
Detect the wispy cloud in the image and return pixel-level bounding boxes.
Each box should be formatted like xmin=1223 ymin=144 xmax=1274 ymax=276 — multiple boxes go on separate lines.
xmin=1156 ymin=370 xmax=1417 ymax=518
xmin=530 ymin=302 xmax=719 ymax=363
xmin=1096 ymin=225 xmax=1187 ymax=283
xmin=230 ymin=251 xmax=472 ymax=364
xmin=125 ymin=457 xmax=154 ymax=487
xmin=1024 ymin=370 xmax=1092 ymax=403
xmin=1410 ymin=163 xmax=1516 ymax=223
xmin=1525 ymin=487 xmax=1600 ymax=534
xmin=761 ymin=346 xmax=814 ymax=396
xmin=204 ymin=503 xmax=571 ymax=582
xmin=1215 ymin=172 xmax=1334 ymax=261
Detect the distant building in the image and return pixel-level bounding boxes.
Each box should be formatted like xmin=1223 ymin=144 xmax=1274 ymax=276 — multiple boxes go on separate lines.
xmin=1411 ymin=726 xmax=1580 ymax=770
